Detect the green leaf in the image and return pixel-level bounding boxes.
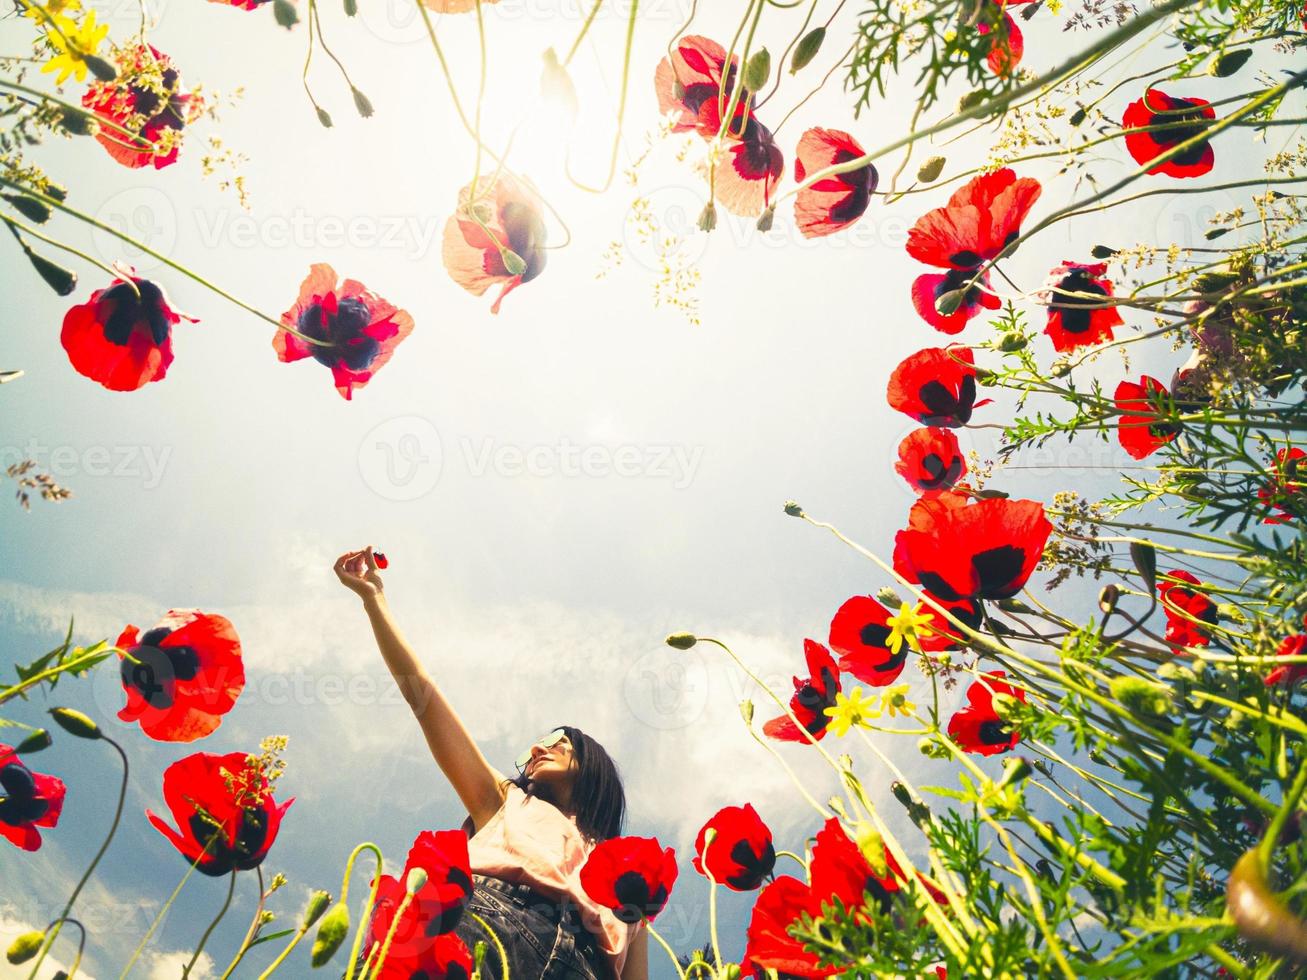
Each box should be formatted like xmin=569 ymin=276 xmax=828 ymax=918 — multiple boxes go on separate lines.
xmin=247 ymin=929 xmax=297 ymax=949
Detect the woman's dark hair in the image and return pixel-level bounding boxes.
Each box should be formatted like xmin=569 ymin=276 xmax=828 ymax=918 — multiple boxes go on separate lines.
xmin=460 ymin=725 xmax=626 ymax=844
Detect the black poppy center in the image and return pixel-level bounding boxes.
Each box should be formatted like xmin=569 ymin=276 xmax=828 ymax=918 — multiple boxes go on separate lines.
xmin=612 ymin=869 xmax=664 ymax=924
xmin=120 ymin=634 xmax=200 ymax=710
xmin=725 ymin=836 xmax=777 ymax=890
xmin=101 ymin=280 xmax=170 ymax=348
xmin=971 ymin=544 xmax=1029 ymax=600
xmin=188 ymin=805 xmax=270 ymax=876
xmin=1150 ymin=103 xmax=1210 ymax=164
xmin=298 ymin=297 xmax=381 ymax=371
xmin=859 ymin=621 xmax=892 ymax=649
xmin=978 ymin=720 xmax=1012 ymax=746
xmin=1053 ymin=271 xmax=1109 ymax=334
xmin=916 ymin=373 xmax=976 ymax=427
xmin=919 ymin=452 xmax=963 ymax=490
xmin=0 ymin=761 xmax=49 ymax=825
xmin=500 ymin=201 xmax=549 ymax=284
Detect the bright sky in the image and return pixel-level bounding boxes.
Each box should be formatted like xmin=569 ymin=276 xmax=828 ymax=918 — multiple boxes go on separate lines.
xmin=0 ymin=0 xmax=1283 ymax=976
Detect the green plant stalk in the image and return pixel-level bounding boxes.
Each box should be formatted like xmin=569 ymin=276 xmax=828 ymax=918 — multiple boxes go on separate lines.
xmin=0 ymin=644 xmax=128 ymax=708
xmin=565 ymin=0 xmax=639 ymax=194
xmin=118 ymin=836 xmax=220 ymax=980
xmin=342 ymin=843 xmax=384 ymax=980
xmin=27 ymin=736 xmax=128 ymax=980
xmin=366 ymin=890 xmax=415 ymax=980
xmin=643 ymin=921 xmax=687 ymax=980
xmin=216 ymin=866 xmax=265 ymax=980
xmin=183 ymin=869 xmax=238 ymax=978
xmin=466 ymin=910 xmax=510 ymax=980
xmin=254 ymin=914 xmax=310 ymax=979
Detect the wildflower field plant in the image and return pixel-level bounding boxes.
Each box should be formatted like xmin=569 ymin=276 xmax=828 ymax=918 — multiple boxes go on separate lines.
xmin=2 ymin=0 xmax=1306 ymax=975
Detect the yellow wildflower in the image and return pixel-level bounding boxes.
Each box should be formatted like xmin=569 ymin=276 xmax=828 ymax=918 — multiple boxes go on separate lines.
xmin=823 ymin=687 xmax=881 ymax=738
xmin=883 ymin=684 xmax=917 ymax=718
xmin=41 ymin=8 xmax=109 ymax=85
xmin=885 ymin=602 xmax=934 ymax=654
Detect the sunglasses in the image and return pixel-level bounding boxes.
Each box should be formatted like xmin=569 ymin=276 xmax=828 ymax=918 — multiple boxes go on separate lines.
xmin=514 ymin=729 xmax=568 ymax=772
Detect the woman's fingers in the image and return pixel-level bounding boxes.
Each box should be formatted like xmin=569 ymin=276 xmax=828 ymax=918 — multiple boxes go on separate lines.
xmin=333 ymin=549 xmax=366 ymax=582
xmin=363 ymin=546 xmax=379 ymax=573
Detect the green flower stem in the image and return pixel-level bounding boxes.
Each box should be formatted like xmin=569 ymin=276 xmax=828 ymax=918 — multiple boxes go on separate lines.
xmin=0 ymin=644 xmax=129 ymax=708
xmin=0 ymin=176 xmax=330 ymax=348
xmin=469 ymin=0 xmax=487 ymax=200
xmin=119 ymin=836 xmax=220 ymax=980
xmin=752 ymin=0 xmax=819 ymax=110
xmin=783 ymin=0 xmax=1198 ymax=202
xmin=699 ymin=636 xmax=865 ymax=821
xmin=366 ymin=891 xmax=415 ymax=980
xmin=183 ymin=869 xmax=237 ymax=978
xmin=562 ymin=0 xmax=604 ymax=66
xmin=564 ymin=0 xmax=638 ymax=194
xmin=745 ymin=720 xmax=832 ymax=820
xmin=27 ymin=736 xmax=128 ymax=980
xmin=254 ymin=911 xmax=310 ymax=979
xmin=642 ymin=921 xmax=686 ymax=980
xmin=0 ymin=78 xmax=156 ymax=147
xmin=705 ymin=876 xmax=722 ymax=974
xmin=342 ymin=843 xmax=384 ymax=980
xmin=1259 ymin=751 xmax=1307 ymax=866
xmin=216 ymin=866 xmax=265 ymax=980
xmin=773 ymin=848 xmax=808 ymax=872
xmin=1189 ymin=691 xmax=1307 ymax=738
xmin=2 ymin=214 xmax=135 ymax=288
xmin=466 ymin=910 xmax=510 ymax=980
xmin=979 ymin=810 xmax=1079 ymax=980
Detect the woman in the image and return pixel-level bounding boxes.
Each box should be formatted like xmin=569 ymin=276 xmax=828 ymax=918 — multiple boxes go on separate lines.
xmin=334 ymin=547 xmax=650 ymax=980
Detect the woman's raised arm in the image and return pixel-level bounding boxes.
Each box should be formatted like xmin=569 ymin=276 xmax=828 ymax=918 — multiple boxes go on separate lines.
xmin=334 ymin=546 xmax=508 ymax=829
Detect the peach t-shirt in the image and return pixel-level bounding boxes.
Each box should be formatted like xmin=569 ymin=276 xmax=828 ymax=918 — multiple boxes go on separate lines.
xmin=467 ymin=782 xmax=638 ymax=979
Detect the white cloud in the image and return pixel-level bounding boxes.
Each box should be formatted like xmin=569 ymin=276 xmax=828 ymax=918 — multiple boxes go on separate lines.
xmin=145 ymin=949 xmax=213 ymax=980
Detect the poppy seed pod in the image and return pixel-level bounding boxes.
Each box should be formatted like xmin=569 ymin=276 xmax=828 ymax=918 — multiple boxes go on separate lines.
xmin=49 ymin=707 xmax=101 ymax=740
xmin=301 ymin=890 xmax=331 ymax=929
xmin=697 ymin=202 xmax=717 ymax=232
xmin=665 ymin=632 xmax=697 ymax=650
xmin=5 ymin=930 xmax=44 ymax=964
xmin=743 ymin=48 xmax=771 ymax=92
xmin=16 ymin=729 xmax=52 ymax=753
xmin=351 ymin=88 xmax=374 ymax=119
xmin=934 ymin=288 xmax=966 ymax=318
xmin=790 ymin=27 xmax=825 ymax=73
xmin=917 ymin=155 xmax=945 ymax=183
xmin=310 ymin=902 xmax=350 ymax=967
xmin=876 ymin=587 xmax=904 ymax=607
xmin=783 ymin=500 xmax=804 ymax=517
xmin=406 ymin=867 xmax=429 ymax=894
xmin=315 ymin=107 xmax=332 ymax=127
xmin=274 ymin=0 xmax=298 ymax=27
xmin=756 ymin=205 xmax=775 ymax=232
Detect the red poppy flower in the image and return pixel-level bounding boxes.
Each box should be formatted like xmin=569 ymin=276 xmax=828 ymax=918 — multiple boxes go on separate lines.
xmin=1114 ymin=376 xmax=1181 ymax=460
xmin=696 ymin=100 xmax=784 ymax=217
xmin=654 ymin=36 xmax=742 ymax=138
xmin=980 ymin=11 xmax=1024 ymax=77
xmin=741 ymin=876 xmax=839 ymax=979
xmin=442 ymin=175 xmax=548 ymax=314
xmin=0 ymin=744 xmax=65 ymax=851
xmin=895 ymin=428 xmax=967 ymax=495
xmin=1158 ymin=570 xmax=1218 ymax=650
xmin=809 ymin=816 xmax=901 ymax=915
xmin=1042 ymin=261 xmax=1123 ymax=352
xmin=793 ymin=128 xmax=877 ymax=238
xmin=693 ymin=803 xmax=776 ymax=891
xmin=894 ymin=493 xmax=1052 ymax=602
xmin=371 ymin=932 xmax=472 ymax=980
xmin=887 ymin=347 xmax=989 ymax=428
xmin=1122 ymin=89 xmax=1215 ymax=179
xmin=116 ymin=610 xmax=244 ymax=743
xmin=579 ymin=835 xmax=678 ymax=923
xmin=762 ymin=639 xmax=841 ymax=742
xmin=828 ymin=597 xmax=908 ymax=686
xmin=1265 ymin=634 xmax=1307 ymax=688
xmin=147 ymin=751 xmax=292 ymax=875
xmin=82 ymin=45 xmax=200 ymax=170
xmin=1259 ymin=448 xmax=1305 ymax=525
xmin=208 ymin=0 xmax=271 ymax=9
xmin=420 ymin=0 xmax=502 ymax=11
xmin=948 ymin=671 xmax=1025 ymax=755
xmin=275 ymin=263 xmax=415 ymax=400
xmin=61 ymin=269 xmax=197 ymax=391
xmin=906 ymin=169 xmax=1041 ymax=333
xmin=369 ymin=830 xmax=474 ymax=963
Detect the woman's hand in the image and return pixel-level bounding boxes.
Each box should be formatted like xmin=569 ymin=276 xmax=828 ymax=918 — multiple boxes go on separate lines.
xmin=334 ymin=546 xmax=384 ymax=602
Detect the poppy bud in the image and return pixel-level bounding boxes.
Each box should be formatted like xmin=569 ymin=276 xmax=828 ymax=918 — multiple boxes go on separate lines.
xmin=996 ymin=755 xmax=1032 ymax=790
xmin=1109 ymin=676 xmax=1171 ymax=719
xmin=49 ymin=707 xmax=101 ymax=740
xmin=1090 ymin=244 xmax=1118 ymax=259
xmin=302 ymin=890 xmax=331 ymax=929
xmin=739 ymin=699 xmax=754 ymax=726
xmin=743 ymin=48 xmax=771 ymax=92
xmin=934 ymin=289 xmax=966 ymax=317
xmin=540 ymin=48 xmax=579 ymax=120
xmin=343 ymin=0 xmax=356 ymax=14
xmin=1205 ymin=227 xmax=1231 ymax=241
xmin=1210 ymin=48 xmax=1252 ymax=77
xmin=1129 ymin=541 xmax=1157 ymax=591
xmin=406 ymin=867 xmax=428 ymax=894
xmin=84 ymin=55 xmax=118 ymax=82
xmin=0 ymin=370 xmax=22 ymax=384
xmin=310 ymin=902 xmax=350 ymax=967
xmin=665 ymin=632 xmax=697 ymax=650
xmin=997 ymin=331 xmax=1026 ymax=352
xmin=26 ymin=249 xmax=77 ymax=296
xmin=4 ymin=193 xmax=51 ymax=223
xmin=890 ymin=781 xmax=912 ymax=808
xmin=990 ymin=693 xmax=1021 ymax=720
xmin=916 ymin=156 xmax=945 ymax=183
xmin=876 ymin=587 xmax=903 ymax=607
xmin=853 ymin=821 xmax=888 ymax=877
xmin=500 ymin=248 xmax=527 ymax=276
xmin=473 ymin=941 xmax=487 ymax=970
xmin=44 ymin=183 xmax=68 ymax=202
xmin=274 ymin=0 xmax=299 ymax=27
xmin=315 ymin=107 xmax=333 ymax=128
xmin=1069 ymin=106 xmax=1087 ymax=126
xmin=6 ymin=931 xmax=44 ymax=964
xmin=1193 ymin=271 xmax=1237 ymax=295
xmin=957 ymin=89 xmax=987 ymax=112
xmin=720 ymin=966 xmax=742 ymax=980
xmin=1050 ymin=359 xmax=1071 ymax=377
xmin=697 ymin=202 xmax=717 ymax=232
xmin=1226 ymin=848 xmax=1307 ymax=964
xmin=756 ymin=205 xmax=775 ymax=232
xmin=373 ymin=551 xmax=389 ymax=569
xmin=783 ymin=500 xmax=804 ymax=517
xmin=351 ymin=88 xmax=374 ymax=119
xmin=997 ymin=598 xmax=1032 ymax=614
xmin=1097 ymin=584 xmax=1119 ymax=614
xmin=54 ymin=973 xmax=68 ymax=980
xmin=58 ymin=109 xmax=96 ymax=136
xmin=17 ymin=728 xmax=52 ymax=753
xmin=790 ymin=27 xmax=825 ymax=73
